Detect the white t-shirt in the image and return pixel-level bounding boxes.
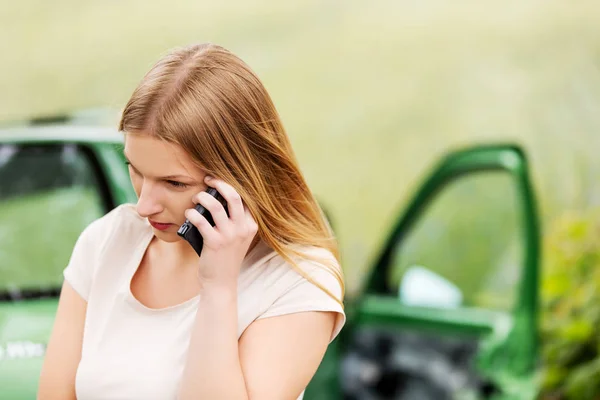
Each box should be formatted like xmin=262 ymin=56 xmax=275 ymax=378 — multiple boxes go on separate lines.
xmin=62 ymin=203 xmax=345 ymax=400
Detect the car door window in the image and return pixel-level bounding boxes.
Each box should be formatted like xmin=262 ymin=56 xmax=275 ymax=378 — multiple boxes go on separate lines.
xmin=340 ymin=172 xmax=527 ymax=400
xmin=0 ymin=143 xmax=107 ymax=297
xmin=336 ymin=146 xmax=539 ymax=400
xmin=388 ymin=172 xmax=522 ymax=312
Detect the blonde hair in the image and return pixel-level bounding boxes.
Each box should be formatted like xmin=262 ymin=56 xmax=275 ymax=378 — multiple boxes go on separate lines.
xmin=118 ymin=43 xmax=344 ymax=306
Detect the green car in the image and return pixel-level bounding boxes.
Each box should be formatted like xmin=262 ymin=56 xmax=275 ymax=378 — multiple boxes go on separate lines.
xmin=0 ymin=118 xmax=540 ymax=399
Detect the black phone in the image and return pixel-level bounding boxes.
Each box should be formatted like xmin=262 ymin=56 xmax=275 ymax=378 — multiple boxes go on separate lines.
xmin=177 ymin=187 xmax=228 ymax=256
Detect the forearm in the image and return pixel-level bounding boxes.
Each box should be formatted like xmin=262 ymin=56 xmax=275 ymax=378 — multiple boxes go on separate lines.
xmin=178 ymin=285 xmax=248 ymax=400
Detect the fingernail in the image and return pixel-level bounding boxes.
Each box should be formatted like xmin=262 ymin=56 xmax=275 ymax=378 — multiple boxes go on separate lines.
xmin=205 ymin=175 xmax=213 ymax=181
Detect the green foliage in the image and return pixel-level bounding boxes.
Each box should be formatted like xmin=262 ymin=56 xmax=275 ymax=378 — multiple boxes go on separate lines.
xmin=540 ymin=209 xmax=600 ymax=400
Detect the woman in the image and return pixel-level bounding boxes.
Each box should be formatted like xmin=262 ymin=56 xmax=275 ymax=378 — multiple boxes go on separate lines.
xmin=38 ymin=43 xmax=345 ymax=400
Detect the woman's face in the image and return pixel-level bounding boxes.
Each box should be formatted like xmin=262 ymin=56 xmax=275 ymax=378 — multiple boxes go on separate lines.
xmin=123 ymin=133 xmax=208 ymax=243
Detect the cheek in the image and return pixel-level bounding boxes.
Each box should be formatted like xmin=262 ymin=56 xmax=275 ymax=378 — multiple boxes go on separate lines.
xmin=170 ymin=191 xmax=196 ymax=222
xmin=177 ymin=190 xmax=196 ymax=210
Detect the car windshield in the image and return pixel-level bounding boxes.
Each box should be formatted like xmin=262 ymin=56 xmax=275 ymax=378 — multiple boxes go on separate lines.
xmin=0 ymin=143 xmax=107 ymax=299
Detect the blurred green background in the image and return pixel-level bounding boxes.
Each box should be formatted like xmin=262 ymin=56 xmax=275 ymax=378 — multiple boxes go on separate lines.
xmin=2 ymin=0 xmax=600 ymax=295
xmin=3 ymin=1 xmax=600 ymax=398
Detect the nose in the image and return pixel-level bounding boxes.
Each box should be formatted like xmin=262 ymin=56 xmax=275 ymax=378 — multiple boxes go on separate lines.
xmin=136 ymin=181 xmax=163 ymax=218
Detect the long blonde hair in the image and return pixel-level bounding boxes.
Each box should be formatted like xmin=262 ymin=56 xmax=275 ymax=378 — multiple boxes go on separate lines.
xmin=118 ymin=43 xmax=344 ymax=306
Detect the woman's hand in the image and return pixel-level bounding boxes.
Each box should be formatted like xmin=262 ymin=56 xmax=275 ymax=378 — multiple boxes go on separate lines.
xmin=184 ymin=175 xmax=258 ymax=290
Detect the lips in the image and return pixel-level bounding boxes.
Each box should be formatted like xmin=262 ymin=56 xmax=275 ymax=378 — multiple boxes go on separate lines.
xmin=149 ymin=220 xmax=173 ymax=231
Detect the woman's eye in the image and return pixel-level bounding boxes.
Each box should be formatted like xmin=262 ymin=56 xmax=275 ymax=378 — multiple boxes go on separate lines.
xmin=167 ymin=180 xmax=188 ymax=189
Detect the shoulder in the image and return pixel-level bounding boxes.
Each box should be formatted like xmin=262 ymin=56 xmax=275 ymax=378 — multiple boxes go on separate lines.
xmin=77 ymin=203 xmax=147 ymax=250
xmin=63 ymin=203 xmax=149 ymax=301
xmin=251 ymin=243 xmax=346 ymax=342
xmin=98 ymin=203 xmax=148 ymax=234
xmin=260 ymin=245 xmax=342 ymax=295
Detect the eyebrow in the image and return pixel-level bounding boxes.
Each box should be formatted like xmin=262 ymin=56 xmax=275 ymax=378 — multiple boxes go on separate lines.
xmin=124 ymin=154 xmax=195 ymax=181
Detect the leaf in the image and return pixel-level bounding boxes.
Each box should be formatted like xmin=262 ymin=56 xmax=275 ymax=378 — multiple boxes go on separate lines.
xmin=564 ymin=358 xmax=600 ymax=400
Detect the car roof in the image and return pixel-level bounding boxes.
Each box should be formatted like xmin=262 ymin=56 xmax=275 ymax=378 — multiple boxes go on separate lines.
xmin=0 ymin=124 xmax=124 ymax=144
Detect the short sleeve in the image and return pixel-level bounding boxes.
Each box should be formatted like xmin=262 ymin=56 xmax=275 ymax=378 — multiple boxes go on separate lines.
xmin=62 ymin=208 xmax=117 ymax=301
xmin=257 ymin=250 xmax=346 ymax=343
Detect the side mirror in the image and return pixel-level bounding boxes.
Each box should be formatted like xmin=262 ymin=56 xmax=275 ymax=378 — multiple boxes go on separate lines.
xmin=399 ymin=266 xmax=463 ymax=309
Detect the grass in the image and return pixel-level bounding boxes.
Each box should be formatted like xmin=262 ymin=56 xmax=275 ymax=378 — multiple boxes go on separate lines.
xmin=2 ymin=0 xmax=600 ymax=294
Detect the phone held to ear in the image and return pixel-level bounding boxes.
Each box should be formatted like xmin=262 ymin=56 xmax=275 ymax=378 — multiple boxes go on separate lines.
xmin=177 ymin=187 xmax=229 ymax=256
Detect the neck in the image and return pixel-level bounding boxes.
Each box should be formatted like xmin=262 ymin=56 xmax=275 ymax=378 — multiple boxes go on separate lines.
xmin=153 ymin=235 xmax=261 ymax=270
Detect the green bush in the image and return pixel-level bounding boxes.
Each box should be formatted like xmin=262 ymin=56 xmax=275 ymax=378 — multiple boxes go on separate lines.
xmin=541 ymin=209 xmax=600 ymax=400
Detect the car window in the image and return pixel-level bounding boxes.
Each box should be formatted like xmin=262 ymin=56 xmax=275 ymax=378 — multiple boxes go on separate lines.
xmin=0 ymin=143 xmax=106 ymax=296
xmin=388 ymin=172 xmax=522 ymax=311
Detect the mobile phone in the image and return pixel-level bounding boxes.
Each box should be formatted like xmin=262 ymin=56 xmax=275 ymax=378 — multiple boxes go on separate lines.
xmin=177 ymin=187 xmax=228 ymax=256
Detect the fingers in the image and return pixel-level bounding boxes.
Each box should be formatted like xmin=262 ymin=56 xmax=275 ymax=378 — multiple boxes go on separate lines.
xmin=191 ymin=191 xmax=230 ymax=228
xmin=187 ymin=176 xmax=259 ymax=250
xmin=202 ymin=176 xmax=245 ymax=223
xmin=244 ymin=205 xmax=259 ymax=236
xmin=184 ymin=207 xmax=220 ymax=244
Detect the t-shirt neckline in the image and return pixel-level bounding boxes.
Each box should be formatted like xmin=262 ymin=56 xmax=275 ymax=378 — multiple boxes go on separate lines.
xmin=122 ymin=222 xmax=269 ymax=313
xmin=123 ymin=227 xmax=202 ymax=313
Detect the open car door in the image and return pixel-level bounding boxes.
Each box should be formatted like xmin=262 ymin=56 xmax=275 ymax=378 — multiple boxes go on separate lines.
xmin=317 ymin=144 xmax=540 ymax=399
